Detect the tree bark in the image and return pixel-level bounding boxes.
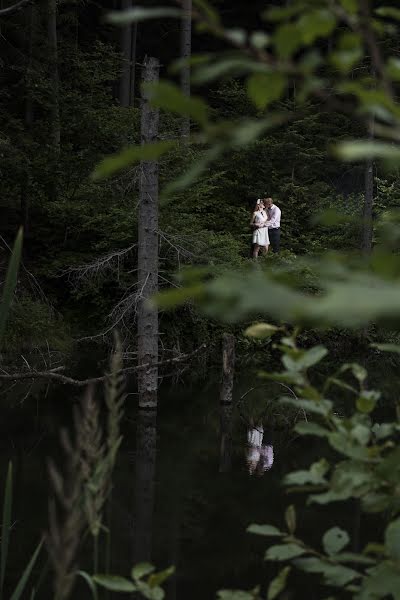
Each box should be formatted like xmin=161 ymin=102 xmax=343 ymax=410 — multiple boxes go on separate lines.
xmin=119 ymin=0 xmax=132 ymax=107
xmin=133 ymin=411 xmax=156 ymax=563
xmin=47 ymin=0 xmax=60 ymax=200
xmin=180 ymin=0 xmax=192 ymax=138
xmin=362 ymin=121 xmax=374 ymax=255
xmin=129 ymin=21 xmax=138 ymax=106
xmin=137 ymin=56 xmax=160 ymax=410
xmin=219 ymin=333 xmax=235 ymax=472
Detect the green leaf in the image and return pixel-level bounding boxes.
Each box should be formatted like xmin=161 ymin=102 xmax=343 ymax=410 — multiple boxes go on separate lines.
xmin=225 ymin=28 xmax=247 ymax=46
xmin=335 ymin=141 xmax=400 ymax=163
xmin=285 ymin=505 xmax=296 ymax=535
xmin=217 ymin=591 xmax=254 ymax=600
xmin=358 ymin=561 xmax=400 ymax=598
xmin=192 ymin=57 xmax=268 ymax=85
xmin=322 ymin=527 xmax=350 ymax=556
xmin=247 ymin=524 xmax=284 ymax=537
xmin=284 ymin=459 xmax=329 ymax=486
xmin=273 ymin=23 xmax=303 ymax=58
xmin=244 ymin=322 xmax=279 ymax=338
xmin=371 ymin=343 xmax=400 ymax=354
xmin=386 ymin=57 xmax=400 ymax=82
xmin=339 ymin=0 xmax=358 ymax=13
xmin=92 ymin=575 xmax=137 ymax=592
xmin=162 ymin=144 xmax=224 ymax=198
xmin=247 ymin=73 xmax=286 ymax=110
xmin=294 ymin=557 xmax=359 ymax=586
xmin=280 ymin=397 xmax=333 ymax=417
xmin=294 ymin=422 xmax=329 ymax=438
xmin=1 ymin=462 xmax=13 ymax=598
xmin=144 ymin=81 xmax=208 ymax=125
xmin=148 ymin=566 xmax=175 ymax=588
xmin=356 ymin=392 xmax=378 ymax=414
xmin=375 ymin=6 xmax=400 ymax=21
xmin=385 ymin=518 xmax=400 ymax=561
xmin=267 ymin=566 xmax=291 ymax=600
xmin=328 ymin=431 xmax=370 ymax=461
xmin=250 ymin=31 xmax=270 ymax=49
xmin=297 ymin=9 xmax=336 ymax=45
xmin=10 ymin=541 xmax=43 ymax=600
xmin=297 ymin=346 xmax=328 ymax=369
xmin=340 ymin=363 xmax=367 ymax=384
xmin=0 ymin=229 xmax=23 ymax=344
xmin=92 ymin=141 xmax=176 ymax=181
xmin=193 ymin=0 xmax=220 ymax=25
xmin=265 ymin=543 xmax=306 ymax=561
xmin=131 ymin=563 xmax=156 ymax=581
xmin=333 ymin=552 xmax=375 ymax=565
xmin=107 ymin=7 xmax=182 ymax=25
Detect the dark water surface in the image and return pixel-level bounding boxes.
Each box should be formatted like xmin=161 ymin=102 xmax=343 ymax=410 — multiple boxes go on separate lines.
xmin=0 ymin=375 xmax=357 ymax=599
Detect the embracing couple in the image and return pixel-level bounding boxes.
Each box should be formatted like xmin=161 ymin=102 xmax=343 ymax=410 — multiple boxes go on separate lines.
xmin=251 ymin=197 xmax=281 ymax=259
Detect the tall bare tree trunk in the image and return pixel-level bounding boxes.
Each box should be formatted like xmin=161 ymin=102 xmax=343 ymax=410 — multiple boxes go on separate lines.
xmin=133 ymin=412 xmax=156 ymax=563
xmin=119 ymin=0 xmax=132 ymax=107
xmin=219 ymin=333 xmax=235 ymax=472
xmin=47 ymin=0 xmax=60 ymax=201
xmin=129 ymin=22 xmax=138 ymax=106
xmin=362 ymin=119 xmax=374 ymax=255
xmin=180 ymin=0 xmax=192 ymax=138
xmin=137 ymin=56 xmax=160 ymax=410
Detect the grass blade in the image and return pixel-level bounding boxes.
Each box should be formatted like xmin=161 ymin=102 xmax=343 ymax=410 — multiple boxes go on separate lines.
xmin=0 ymin=228 xmax=23 ymax=343
xmin=9 ymin=540 xmax=42 ymax=600
xmin=0 ymin=462 xmax=13 ymax=600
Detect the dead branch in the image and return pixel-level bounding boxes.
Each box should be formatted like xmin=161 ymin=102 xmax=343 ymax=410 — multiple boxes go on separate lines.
xmin=0 ymin=344 xmax=207 ymax=386
xmin=0 ymin=0 xmax=32 ymax=16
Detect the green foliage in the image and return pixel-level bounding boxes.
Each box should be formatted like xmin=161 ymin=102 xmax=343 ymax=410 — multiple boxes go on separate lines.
xmin=0 ymin=463 xmax=42 ymax=600
xmin=241 ymin=328 xmax=400 ymax=598
xmin=92 ymin=564 xmax=174 ymax=598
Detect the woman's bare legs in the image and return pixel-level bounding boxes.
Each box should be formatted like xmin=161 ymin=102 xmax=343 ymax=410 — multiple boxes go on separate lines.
xmin=261 ymin=244 xmax=269 ymax=256
xmin=252 ymin=243 xmax=260 ymax=258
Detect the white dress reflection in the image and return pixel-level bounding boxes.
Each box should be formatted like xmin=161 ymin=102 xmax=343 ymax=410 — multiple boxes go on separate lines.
xmin=246 ymin=425 xmax=274 ymax=476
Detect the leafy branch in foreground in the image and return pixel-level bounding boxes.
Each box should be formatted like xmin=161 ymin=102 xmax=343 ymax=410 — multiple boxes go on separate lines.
xmin=240 ymin=326 xmax=400 ymax=599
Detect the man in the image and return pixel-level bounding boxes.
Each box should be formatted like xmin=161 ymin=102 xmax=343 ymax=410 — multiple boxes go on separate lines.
xmin=265 ymin=197 xmax=281 ymax=253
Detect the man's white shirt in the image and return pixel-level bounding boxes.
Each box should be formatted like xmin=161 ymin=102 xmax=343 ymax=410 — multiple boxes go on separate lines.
xmin=267 ymin=205 xmax=281 ymax=229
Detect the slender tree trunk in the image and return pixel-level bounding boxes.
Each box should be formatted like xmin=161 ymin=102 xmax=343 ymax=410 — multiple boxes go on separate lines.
xmin=219 ymin=333 xmax=235 ymax=472
xmin=47 ymin=0 xmax=60 ymax=201
xmin=129 ymin=22 xmax=138 ymax=106
xmin=137 ymin=56 xmax=160 ymax=410
xmin=119 ymin=0 xmax=132 ymax=107
xmin=362 ymin=120 xmax=374 ymax=255
xmin=133 ymin=411 xmax=157 ymax=563
xmin=180 ymin=0 xmax=192 ymax=138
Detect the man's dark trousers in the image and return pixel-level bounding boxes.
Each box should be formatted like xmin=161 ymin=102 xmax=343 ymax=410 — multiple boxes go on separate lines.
xmin=269 ymin=228 xmax=280 ymax=253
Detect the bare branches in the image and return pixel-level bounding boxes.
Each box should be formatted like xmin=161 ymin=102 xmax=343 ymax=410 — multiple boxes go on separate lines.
xmin=63 ymin=243 xmax=137 ymax=285
xmin=0 ymin=344 xmax=207 ymax=386
xmin=0 ymin=0 xmax=32 ymax=16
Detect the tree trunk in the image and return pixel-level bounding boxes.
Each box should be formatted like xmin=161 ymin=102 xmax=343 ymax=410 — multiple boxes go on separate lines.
xmin=362 ymin=120 xmax=374 ymax=255
xmin=119 ymin=0 xmax=132 ymax=107
xmin=129 ymin=22 xmax=138 ymax=106
xmin=219 ymin=333 xmax=235 ymax=472
xmin=137 ymin=56 xmax=160 ymax=410
xmin=133 ymin=411 xmax=156 ymax=563
xmin=180 ymin=0 xmax=192 ymax=138
xmin=47 ymin=0 xmax=60 ymax=200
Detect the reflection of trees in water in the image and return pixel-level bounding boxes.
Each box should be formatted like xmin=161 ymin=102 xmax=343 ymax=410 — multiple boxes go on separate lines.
xmin=133 ymin=409 xmax=157 ymax=563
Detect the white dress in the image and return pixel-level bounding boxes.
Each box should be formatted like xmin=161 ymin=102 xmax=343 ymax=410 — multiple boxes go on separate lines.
xmin=252 ymin=210 xmax=270 ymax=247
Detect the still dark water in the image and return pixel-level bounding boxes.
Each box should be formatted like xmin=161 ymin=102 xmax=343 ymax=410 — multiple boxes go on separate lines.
xmin=0 ymin=374 xmax=351 ymax=599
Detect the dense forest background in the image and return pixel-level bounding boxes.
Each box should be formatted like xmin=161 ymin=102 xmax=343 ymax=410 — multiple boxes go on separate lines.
xmin=3 ymin=0 xmax=398 ymax=365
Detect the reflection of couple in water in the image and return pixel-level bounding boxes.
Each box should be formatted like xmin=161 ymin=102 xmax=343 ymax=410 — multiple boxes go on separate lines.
xmin=246 ymin=423 xmax=274 ymax=476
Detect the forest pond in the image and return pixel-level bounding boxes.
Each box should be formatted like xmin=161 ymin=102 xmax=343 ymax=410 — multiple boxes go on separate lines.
xmin=0 ymin=372 xmax=366 ymax=599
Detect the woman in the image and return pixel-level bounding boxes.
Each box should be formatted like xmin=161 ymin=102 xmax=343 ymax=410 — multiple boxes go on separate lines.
xmin=251 ymin=200 xmax=270 ymax=258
